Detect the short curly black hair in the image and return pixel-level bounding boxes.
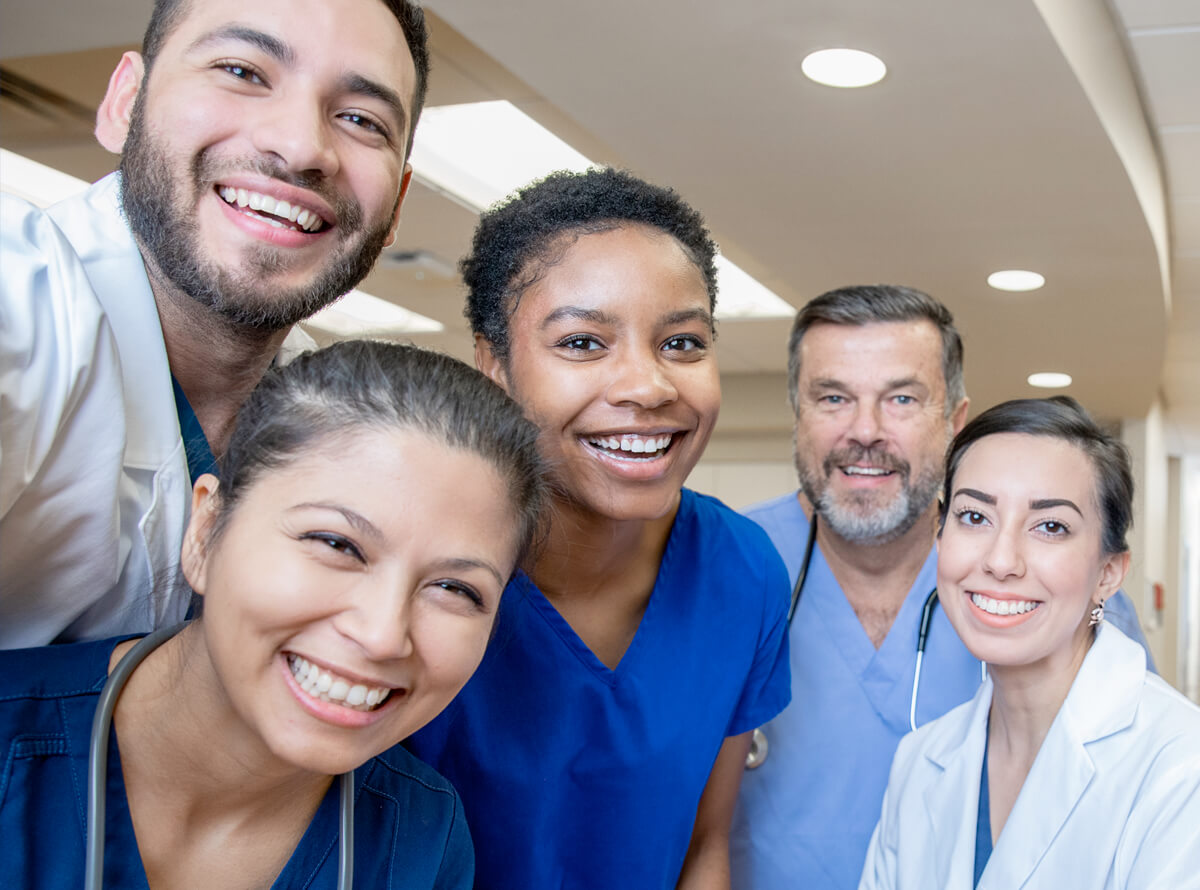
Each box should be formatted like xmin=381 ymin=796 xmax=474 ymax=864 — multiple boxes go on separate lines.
xmin=462 ymin=167 xmax=719 ymax=361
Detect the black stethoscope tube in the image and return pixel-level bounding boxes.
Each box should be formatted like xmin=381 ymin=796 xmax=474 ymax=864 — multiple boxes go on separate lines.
xmin=85 ymin=622 xmax=355 ymax=889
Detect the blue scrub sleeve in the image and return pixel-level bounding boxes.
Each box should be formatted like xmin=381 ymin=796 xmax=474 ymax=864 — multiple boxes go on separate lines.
xmin=432 ymin=796 xmax=475 ymax=890
xmin=1104 ymin=589 xmax=1157 ymax=674
xmin=725 ymin=553 xmax=792 ymax=736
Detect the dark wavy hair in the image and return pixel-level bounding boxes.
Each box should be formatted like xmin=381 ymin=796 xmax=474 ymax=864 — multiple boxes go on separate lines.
xmin=462 ymin=167 xmax=719 ymax=361
xmin=211 ymin=340 xmax=547 ymax=569
xmin=940 ymin=396 xmax=1133 ymax=555
xmin=140 ymin=0 xmax=430 ymax=153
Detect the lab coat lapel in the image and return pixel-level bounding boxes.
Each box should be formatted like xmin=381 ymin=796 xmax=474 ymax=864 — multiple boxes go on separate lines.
xmin=982 ymin=624 xmax=1140 ymax=888
xmin=923 ymin=679 xmax=992 ymax=888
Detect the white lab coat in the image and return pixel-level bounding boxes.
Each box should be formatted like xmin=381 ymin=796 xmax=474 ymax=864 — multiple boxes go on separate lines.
xmin=0 ymin=174 xmax=191 ymax=647
xmin=859 ymin=622 xmax=1200 ymax=890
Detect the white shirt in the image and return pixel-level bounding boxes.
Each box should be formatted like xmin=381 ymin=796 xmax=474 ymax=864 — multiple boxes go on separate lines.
xmin=859 ymin=622 xmax=1200 ymax=890
xmin=1 ymin=175 xmax=190 ymax=646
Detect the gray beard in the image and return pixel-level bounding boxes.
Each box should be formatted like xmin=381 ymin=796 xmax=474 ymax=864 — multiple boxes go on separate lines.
xmin=796 ymin=446 xmax=942 ymax=545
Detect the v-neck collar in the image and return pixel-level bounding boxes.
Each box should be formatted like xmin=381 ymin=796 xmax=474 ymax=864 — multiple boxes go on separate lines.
xmin=513 ymin=491 xmax=691 ymax=685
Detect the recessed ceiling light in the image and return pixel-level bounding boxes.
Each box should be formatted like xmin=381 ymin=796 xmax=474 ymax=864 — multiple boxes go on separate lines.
xmin=1027 ymin=372 xmax=1072 ymax=389
xmin=801 ymin=49 xmax=887 ymax=88
xmin=988 ymin=270 xmax=1045 ymax=292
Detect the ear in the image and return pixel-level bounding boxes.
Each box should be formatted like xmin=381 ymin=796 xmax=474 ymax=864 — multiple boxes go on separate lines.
xmin=95 ymin=52 xmax=146 ymax=154
xmin=474 ymin=333 xmax=509 ymax=392
xmin=382 ymin=162 xmax=413 ymax=249
xmin=949 ymin=396 xmax=970 ymax=436
xmin=1095 ymin=550 xmax=1131 ymax=605
xmin=180 ymin=474 xmax=222 ymax=597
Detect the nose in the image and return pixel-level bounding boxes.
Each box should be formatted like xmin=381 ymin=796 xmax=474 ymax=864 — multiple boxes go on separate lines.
xmin=847 ymin=401 xmax=885 ymax=449
xmin=250 ymin=85 xmax=340 ymax=180
xmin=335 ymin=579 xmax=415 ymax=661
xmin=606 ymin=347 xmax=678 ymax=410
xmin=982 ymin=525 xmax=1025 ymax=581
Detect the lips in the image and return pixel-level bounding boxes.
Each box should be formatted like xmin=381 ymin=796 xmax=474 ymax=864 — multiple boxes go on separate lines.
xmin=217 ymin=186 xmax=328 ymax=233
xmin=584 ymin=432 xmax=675 ymax=460
xmin=286 ymin=653 xmax=395 ymax=712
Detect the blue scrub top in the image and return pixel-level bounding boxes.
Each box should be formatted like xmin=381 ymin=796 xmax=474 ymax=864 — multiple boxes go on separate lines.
xmin=408 ymin=488 xmax=792 ymax=889
xmin=170 ymin=374 xmax=218 ymax=483
xmin=730 ymin=492 xmax=1156 ymax=890
xmin=0 ymin=637 xmax=475 ymax=889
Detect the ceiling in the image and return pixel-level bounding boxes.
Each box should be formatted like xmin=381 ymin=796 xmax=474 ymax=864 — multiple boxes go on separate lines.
xmin=2 ymin=0 xmax=1196 ymax=457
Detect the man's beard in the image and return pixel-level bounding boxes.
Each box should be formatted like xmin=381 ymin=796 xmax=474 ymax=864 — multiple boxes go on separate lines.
xmin=795 ymin=442 xmax=943 ymax=545
xmin=119 ymin=94 xmax=396 ymax=332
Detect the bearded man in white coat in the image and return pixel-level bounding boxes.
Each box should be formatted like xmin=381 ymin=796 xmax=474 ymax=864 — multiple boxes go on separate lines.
xmin=0 ymin=0 xmax=428 ymax=646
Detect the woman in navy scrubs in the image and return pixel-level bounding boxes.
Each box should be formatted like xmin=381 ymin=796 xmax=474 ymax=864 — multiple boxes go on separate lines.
xmin=0 ymin=341 xmax=546 ymax=889
xmin=408 ymin=168 xmax=792 ymax=888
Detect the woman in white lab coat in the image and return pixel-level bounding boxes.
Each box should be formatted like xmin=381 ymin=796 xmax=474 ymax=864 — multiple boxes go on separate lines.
xmin=859 ymin=396 xmax=1200 ymax=890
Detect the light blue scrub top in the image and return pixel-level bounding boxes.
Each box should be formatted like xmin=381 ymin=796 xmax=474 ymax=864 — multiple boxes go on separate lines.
xmin=729 ymin=492 xmax=1152 ymax=890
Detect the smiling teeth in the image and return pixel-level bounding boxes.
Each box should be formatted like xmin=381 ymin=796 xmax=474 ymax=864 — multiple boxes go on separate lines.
xmin=971 ymin=593 xmax=1040 ymax=616
xmin=587 ymin=434 xmax=673 ymax=457
xmin=218 ymin=187 xmax=324 ymax=232
xmin=843 ymin=466 xmax=891 ymax=476
xmin=287 ymin=654 xmax=392 ymax=711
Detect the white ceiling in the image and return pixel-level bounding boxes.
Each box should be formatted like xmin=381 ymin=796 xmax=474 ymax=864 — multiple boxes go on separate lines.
xmin=2 ymin=0 xmax=1196 ymax=455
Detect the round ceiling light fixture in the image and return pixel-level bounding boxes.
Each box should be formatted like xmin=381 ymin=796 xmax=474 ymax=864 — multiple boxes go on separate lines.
xmin=987 ymin=270 xmax=1045 ymax=292
xmin=1027 ymin=372 xmax=1072 ymax=389
xmin=801 ymin=49 xmax=887 ymax=88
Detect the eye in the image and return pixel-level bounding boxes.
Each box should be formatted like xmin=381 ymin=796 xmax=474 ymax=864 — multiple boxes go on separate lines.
xmin=1034 ymin=519 xmax=1069 ymax=537
xmin=300 ymin=532 xmax=365 ymax=563
xmin=338 ymin=111 xmax=387 ymax=138
xmin=434 ymin=579 xmax=485 ymax=609
xmin=954 ymin=508 xmax=989 ymax=528
xmin=819 ymin=394 xmax=847 ymax=406
xmin=555 ymin=334 xmax=604 ymax=352
xmin=892 ymin=394 xmax=916 ymax=406
xmin=217 ymin=61 xmax=265 ymax=85
xmin=661 ymin=334 xmax=707 ymax=353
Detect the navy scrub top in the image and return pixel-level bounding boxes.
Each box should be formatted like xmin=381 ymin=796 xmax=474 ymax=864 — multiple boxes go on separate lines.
xmin=0 ymin=637 xmax=474 ymax=888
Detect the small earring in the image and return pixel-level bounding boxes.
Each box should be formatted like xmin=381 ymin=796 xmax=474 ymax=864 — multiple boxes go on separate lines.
xmin=1088 ymin=599 xmax=1105 ymax=627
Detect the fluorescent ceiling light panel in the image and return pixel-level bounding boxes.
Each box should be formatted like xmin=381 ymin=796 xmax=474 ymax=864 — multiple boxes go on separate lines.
xmin=287 ymin=289 xmax=443 ymax=337
xmin=410 ymin=100 xmax=593 ymax=211
xmin=410 ymin=101 xmax=792 ymax=319
xmin=1027 ymin=372 xmax=1072 ymax=388
xmin=713 ymin=256 xmax=795 ymax=319
xmin=988 ymin=269 xmax=1045 ymax=292
xmin=801 ymin=49 xmax=887 ymax=88
xmin=0 ymin=149 xmax=89 ymax=207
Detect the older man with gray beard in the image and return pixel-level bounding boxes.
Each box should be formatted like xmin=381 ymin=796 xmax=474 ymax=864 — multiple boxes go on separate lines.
xmin=728 ymin=284 xmax=1151 ymax=890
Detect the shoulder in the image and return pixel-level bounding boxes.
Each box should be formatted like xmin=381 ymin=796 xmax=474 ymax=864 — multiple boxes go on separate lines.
xmin=0 ymin=638 xmax=123 ymax=704
xmin=679 ymin=489 xmax=786 ymax=562
xmin=364 ymin=742 xmax=466 ymax=805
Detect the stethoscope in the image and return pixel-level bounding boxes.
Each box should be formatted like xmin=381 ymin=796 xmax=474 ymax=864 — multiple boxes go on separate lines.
xmin=85 ymin=623 xmax=356 ymax=889
xmin=744 ymin=514 xmax=985 ymax=769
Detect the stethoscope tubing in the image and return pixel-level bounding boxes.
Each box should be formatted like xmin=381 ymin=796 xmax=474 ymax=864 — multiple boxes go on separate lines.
xmin=85 ymin=622 xmax=355 ymax=890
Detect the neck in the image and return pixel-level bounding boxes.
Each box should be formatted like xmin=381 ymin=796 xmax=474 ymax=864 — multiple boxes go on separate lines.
xmin=808 ymin=492 xmax=937 ymax=607
xmin=986 ymin=625 xmax=1095 ymax=762
xmin=113 ymin=625 xmax=330 ymax=824
xmin=528 ymin=494 xmax=678 ymax=603
xmin=147 ymin=263 xmax=289 ymax=458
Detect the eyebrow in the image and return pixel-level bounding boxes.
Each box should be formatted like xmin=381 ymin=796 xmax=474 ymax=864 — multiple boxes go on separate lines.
xmin=189 ymin=25 xmax=294 ymax=64
xmin=952 ymin=487 xmax=996 ymax=505
xmin=1029 ymin=498 xmax=1083 ymax=516
xmin=433 ymin=557 xmax=506 ymax=589
xmin=188 ymin=27 xmax=408 ymax=136
xmin=540 ymin=306 xmax=618 ymax=329
xmin=288 ymin=502 xmax=383 ymax=542
xmin=662 ymin=307 xmax=714 ymax=329
xmin=341 ymin=72 xmax=408 ymax=136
